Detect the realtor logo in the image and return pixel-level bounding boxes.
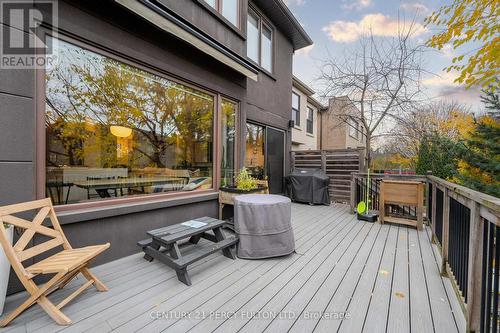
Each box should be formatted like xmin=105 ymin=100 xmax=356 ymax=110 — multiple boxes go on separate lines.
xmin=0 ymin=0 xmax=57 ymax=68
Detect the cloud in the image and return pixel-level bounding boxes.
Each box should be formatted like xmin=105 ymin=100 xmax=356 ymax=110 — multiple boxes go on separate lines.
xmin=322 ymin=13 xmax=427 ymax=42
xmin=283 ymin=0 xmax=306 ymax=6
xmin=422 ymin=71 xmax=481 ymax=107
xmin=295 ymin=44 xmax=314 ymax=56
xmin=422 ymin=71 xmax=459 ymax=87
xmin=440 ymin=43 xmax=456 ymax=59
xmin=341 ymin=0 xmax=372 ymax=11
xmin=400 ymin=2 xmax=430 ymax=14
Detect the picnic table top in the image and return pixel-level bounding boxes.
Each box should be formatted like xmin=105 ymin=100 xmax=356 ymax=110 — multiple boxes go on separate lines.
xmin=147 ymin=216 xmax=226 ymax=245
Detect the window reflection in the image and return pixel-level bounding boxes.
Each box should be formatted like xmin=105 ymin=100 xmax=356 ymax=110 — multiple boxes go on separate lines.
xmin=45 ymin=37 xmax=214 ymax=205
xmin=261 ymin=24 xmax=272 ymax=72
xmin=221 ymin=99 xmax=237 ymax=186
xmin=245 ymin=123 xmax=265 ymax=180
xmin=247 ymin=11 xmax=259 ymax=63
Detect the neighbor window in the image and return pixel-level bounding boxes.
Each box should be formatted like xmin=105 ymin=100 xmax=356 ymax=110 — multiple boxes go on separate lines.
xmin=348 ymin=117 xmax=359 ymax=139
xmin=306 ymin=107 xmax=314 ymax=134
xmin=45 ymin=37 xmax=215 ymax=205
xmin=221 ymin=99 xmax=237 ymax=186
xmin=203 ymin=0 xmax=239 ymax=27
xmin=246 ymin=8 xmax=273 ymax=72
xmin=292 ymin=92 xmax=300 ymax=126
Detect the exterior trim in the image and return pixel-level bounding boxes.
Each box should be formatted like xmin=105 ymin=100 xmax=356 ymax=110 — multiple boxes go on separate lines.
xmin=194 ymin=0 xmax=244 ymax=38
xmin=57 ymin=191 xmax=219 ymax=224
xmin=115 ymin=0 xmax=259 ymax=80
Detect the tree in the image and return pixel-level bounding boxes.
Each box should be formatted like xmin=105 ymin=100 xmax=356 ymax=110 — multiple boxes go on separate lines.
xmin=480 ymin=80 xmax=500 ymax=119
xmin=317 ymin=24 xmax=424 ymax=169
xmin=425 ymin=0 xmax=500 ymax=90
xmin=455 ymin=90 xmax=500 ymax=197
xmin=386 ymin=101 xmax=475 ymax=162
xmin=415 ymin=134 xmax=459 ymax=179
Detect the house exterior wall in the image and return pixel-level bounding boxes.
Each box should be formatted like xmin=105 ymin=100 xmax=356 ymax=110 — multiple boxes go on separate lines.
xmin=318 ymin=97 xmax=366 ymax=150
xmin=291 ymin=87 xmax=318 ymax=151
xmin=0 ymin=0 xmax=300 ymax=294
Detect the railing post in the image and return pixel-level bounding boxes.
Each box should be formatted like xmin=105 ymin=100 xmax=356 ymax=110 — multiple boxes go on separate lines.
xmin=431 ymin=181 xmax=437 ymax=243
xmin=321 ymin=150 xmax=326 ymax=173
xmin=350 ymin=173 xmax=356 ymax=214
xmin=441 ymin=187 xmax=450 ymax=276
xmin=466 ymin=201 xmax=483 ymax=332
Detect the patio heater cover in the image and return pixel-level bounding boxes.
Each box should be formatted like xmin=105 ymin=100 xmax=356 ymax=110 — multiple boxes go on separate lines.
xmin=285 ymin=168 xmax=330 ymax=205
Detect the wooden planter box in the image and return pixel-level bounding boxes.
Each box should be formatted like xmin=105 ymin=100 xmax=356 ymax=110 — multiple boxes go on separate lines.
xmin=219 ymin=186 xmax=268 ymax=219
xmin=380 ymin=180 xmax=424 ymax=230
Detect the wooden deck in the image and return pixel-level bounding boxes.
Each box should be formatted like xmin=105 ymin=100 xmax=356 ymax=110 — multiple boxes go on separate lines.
xmin=1 ymin=203 xmax=465 ymax=333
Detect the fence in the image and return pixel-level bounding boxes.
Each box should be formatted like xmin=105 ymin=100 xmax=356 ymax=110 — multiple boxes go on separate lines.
xmin=350 ymin=172 xmax=500 ymax=332
xmin=290 ymin=148 xmax=365 ymax=203
xmin=428 ymin=176 xmax=499 ymax=333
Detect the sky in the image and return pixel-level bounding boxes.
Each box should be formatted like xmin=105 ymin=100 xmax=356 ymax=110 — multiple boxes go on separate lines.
xmin=285 ymin=0 xmax=484 ymax=112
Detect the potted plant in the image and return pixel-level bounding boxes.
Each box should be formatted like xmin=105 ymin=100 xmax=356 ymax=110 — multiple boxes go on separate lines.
xmin=0 ymin=223 xmax=13 ymax=315
xmin=219 ymin=168 xmax=268 ymax=219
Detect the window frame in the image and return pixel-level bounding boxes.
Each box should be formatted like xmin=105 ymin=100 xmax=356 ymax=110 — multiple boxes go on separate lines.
xmin=292 ymin=92 xmax=301 ymax=127
xmin=219 ymin=97 xmax=240 ymax=187
xmin=37 ymin=32 xmax=239 ymax=211
xmin=348 ymin=117 xmax=359 ymax=140
xmin=306 ymin=106 xmax=314 ymax=135
xmin=246 ymin=6 xmax=275 ymax=74
xmin=201 ymin=0 xmax=241 ymax=30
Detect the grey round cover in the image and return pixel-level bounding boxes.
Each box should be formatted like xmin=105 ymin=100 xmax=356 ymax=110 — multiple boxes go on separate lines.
xmin=286 ymin=168 xmax=330 ymax=205
xmin=234 ymin=194 xmax=295 ymax=259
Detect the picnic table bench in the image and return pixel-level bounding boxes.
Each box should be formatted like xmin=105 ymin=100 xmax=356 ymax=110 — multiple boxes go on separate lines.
xmin=138 ymin=217 xmax=238 ymax=285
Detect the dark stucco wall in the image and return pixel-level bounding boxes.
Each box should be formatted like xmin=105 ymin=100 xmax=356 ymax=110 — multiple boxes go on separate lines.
xmin=0 ymin=0 xmax=294 ymax=294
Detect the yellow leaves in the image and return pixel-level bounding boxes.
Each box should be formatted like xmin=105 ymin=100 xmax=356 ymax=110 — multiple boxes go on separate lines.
xmin=425 ymin=0 xmax=500 ymax=91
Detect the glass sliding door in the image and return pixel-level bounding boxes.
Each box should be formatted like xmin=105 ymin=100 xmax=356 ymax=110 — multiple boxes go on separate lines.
xmin=244 ymin=123 xmax=285 ymax=194
xmin=266 ymin=127 xmax=284 ymax=194
xmin=245 ymin=123 xmax=265 ymax=180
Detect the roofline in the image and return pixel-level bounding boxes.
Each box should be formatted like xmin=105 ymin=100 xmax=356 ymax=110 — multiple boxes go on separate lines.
xmin=274 ymin=0 xmax=314 ymax=50
xmin=292 ymin=75 xmax=315 ymax=96
xmin=116 ymin=0 xmax=260 ymax=80
xmin=307 ymin=96 xmax=327 ymax=110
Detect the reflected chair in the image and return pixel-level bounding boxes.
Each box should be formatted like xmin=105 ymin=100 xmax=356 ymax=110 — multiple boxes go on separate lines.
xmin=0 ymin=198 xmax=110 ymax=327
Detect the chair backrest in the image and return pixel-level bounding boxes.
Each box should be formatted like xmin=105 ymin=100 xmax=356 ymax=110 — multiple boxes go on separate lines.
xmin=0 ymin=198 xmax=70 ymax=278
xmin=255 ymin=179 xmax=270 ymax=194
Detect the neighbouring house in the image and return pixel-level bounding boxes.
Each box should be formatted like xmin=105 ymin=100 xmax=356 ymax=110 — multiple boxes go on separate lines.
xmin=318 ymin=96 xmax=366 ymax=150
xmin=291 ymin=76 xmax=326 ymax=150
xmin=0 ymin=0 xmax=312 ymax=294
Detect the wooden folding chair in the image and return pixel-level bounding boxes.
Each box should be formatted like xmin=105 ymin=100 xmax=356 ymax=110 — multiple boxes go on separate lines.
xmin=0 ymin=198 xmax=110 ymax=327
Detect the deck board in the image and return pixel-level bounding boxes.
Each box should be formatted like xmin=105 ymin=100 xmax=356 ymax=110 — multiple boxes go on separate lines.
xmin=0 ymin=203 xmax=464 ymax=333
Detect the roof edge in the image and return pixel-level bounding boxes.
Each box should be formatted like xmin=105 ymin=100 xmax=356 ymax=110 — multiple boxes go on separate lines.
xmin=274 ymin=0 xmax=313 ymax=50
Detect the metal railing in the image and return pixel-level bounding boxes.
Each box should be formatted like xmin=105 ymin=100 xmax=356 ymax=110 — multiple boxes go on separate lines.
xmin=350 ymin=172 xmax=500 ymax=332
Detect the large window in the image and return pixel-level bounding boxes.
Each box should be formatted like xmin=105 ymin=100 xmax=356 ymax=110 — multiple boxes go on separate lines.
xmin=45 ymin=37 xmax=215 ymax=205
xmin=306 ymin=107 xmax=314 ymax=134
xmin=292 ymin=92 xmax=300 ymax=126
xmin=246 ymin=9 xmax=273 ymax=72
xmin=203 ymin=0 xmax=239 ymax=27
xmin=221 ymin=99 xmax=237 ymax=186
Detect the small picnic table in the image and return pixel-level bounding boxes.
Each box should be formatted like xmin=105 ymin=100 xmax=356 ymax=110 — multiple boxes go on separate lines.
xmin=138 ymin=217 xmax=238 ymax=285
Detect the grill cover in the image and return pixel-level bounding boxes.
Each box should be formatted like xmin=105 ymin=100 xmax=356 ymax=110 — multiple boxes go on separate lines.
xmin=286 ymin=168 xmax=330 ymax=205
